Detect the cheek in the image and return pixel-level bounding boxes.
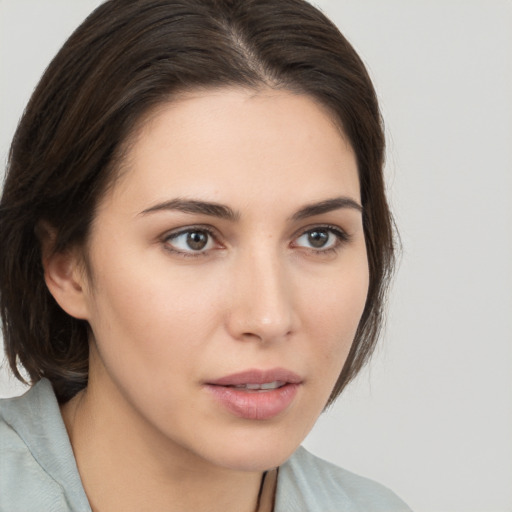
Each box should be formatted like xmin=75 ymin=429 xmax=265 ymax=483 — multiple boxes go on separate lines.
xmin=300 ymin=259 xmax=369 ymax=370
xmin=304 ymin=260 xmax=368 ymax=331
xmin=84 ymin=258 xmax=224 ymax=367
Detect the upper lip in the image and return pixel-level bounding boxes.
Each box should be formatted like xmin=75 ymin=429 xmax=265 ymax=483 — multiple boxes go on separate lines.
xmin=207 ymin=368 xmax=302 ymax=386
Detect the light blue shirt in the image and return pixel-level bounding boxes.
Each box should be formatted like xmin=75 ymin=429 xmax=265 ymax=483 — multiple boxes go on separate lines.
xmin=0 ymin=379 xmax=412 ymax=511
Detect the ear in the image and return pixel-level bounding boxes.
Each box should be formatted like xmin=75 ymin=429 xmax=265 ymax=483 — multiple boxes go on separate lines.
xmin=38 ymin=222 xmax=90 ymax=320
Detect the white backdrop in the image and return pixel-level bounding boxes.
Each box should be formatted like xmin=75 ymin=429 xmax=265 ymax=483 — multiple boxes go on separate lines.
xmin=1 ymin=1 xmax=511 ymax=511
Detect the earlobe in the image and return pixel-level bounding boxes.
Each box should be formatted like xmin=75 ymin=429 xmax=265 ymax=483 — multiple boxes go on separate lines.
xmin=38 ymin=222 xmax=90 ymax=320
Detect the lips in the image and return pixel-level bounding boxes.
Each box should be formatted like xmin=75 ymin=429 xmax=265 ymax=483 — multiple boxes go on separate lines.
xmin=204 ymin=368 xmax=302 ymax=420
xmin=208 ymin=368 xmax=302 ymax=386
xmin=231 ymin=381 xmax=286 ymax=391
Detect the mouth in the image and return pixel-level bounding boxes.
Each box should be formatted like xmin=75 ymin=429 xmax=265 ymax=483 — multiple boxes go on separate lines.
xmin=207 ymin=368 xmax=302 ymax=387
xmin=228 ymin=381 xmax=287 ymax=391
xmin=204 ymin=368 xmax=302 ymax=420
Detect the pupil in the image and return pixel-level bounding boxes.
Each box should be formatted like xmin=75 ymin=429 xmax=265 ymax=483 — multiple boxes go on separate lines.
xmin=187 ymin=231 xmax=208 ymax=250
xmin=308 ymin=230 xmax=328 ymax=248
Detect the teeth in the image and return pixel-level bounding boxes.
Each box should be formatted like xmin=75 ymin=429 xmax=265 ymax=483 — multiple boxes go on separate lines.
xmin=260 ymin=381 xmax=284 ymax=390
xmin=233 ymin=381 xmax=285 ymax=390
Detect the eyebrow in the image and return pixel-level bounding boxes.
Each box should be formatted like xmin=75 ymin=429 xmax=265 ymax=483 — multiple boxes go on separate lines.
xmin=139 ymin=196 xmax=362 ymax=221
xmin=290 ymin=197 xmax=363 ymax=221
xmin=140 ymin=198 xmax=239 ymax=221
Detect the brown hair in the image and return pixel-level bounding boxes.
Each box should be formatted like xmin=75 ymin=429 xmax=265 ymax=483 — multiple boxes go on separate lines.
xmin=0 ymin=0 xmax=394 ymax=404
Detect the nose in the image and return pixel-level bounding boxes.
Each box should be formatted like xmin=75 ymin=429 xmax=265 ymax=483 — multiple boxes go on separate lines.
xmin=226 ymin=246 xmax=297 ymax=343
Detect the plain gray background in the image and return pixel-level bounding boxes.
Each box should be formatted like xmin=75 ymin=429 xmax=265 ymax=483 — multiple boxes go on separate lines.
xmin=1 ymin=1 xmax=511 ymax=511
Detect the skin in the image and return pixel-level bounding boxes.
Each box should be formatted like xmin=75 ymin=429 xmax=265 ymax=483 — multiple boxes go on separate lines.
xmin=47 ymin=88 xmax=369 ymax=512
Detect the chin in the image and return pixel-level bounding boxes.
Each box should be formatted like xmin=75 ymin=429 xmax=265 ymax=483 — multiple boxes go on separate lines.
xmin=197 ymin=427 xmax=307 ymax=472
xmin=214 ymin=448 xmax=296 ymax=473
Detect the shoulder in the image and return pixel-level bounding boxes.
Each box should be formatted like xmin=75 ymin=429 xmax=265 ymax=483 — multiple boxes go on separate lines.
xmin=0 ymin=379 xmax=91 ymax=512
xmin=274 ymin=446 xmax=412 ymax=512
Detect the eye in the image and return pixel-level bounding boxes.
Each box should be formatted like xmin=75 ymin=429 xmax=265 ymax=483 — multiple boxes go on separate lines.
xmin=293 ymin=226 xmax=348 ymax=251
xmin=164 ymin=228 xmax=216 ymax=254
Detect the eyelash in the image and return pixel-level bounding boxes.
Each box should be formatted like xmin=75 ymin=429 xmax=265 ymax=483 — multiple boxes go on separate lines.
xmin=162 ymin=226 xmax=219 ymax=258
xmin=161 ymin=224 xmax=350 ymax=258
xmin=292 ymin=225 xmax=350 ymax=255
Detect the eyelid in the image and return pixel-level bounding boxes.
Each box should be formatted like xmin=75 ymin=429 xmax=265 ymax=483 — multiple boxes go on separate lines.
xmin=291 ymin=223 xmax=350 ymax=240
xmin=159 ymin=223 xmax=351 ymax=258
xmin=161 ymin=225 xmax=223 ymax=257
xmin=290 ymin=224 xmax=351 ymax=251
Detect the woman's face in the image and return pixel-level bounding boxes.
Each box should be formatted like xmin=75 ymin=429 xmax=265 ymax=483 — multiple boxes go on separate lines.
xmin=72 ymin=88 xmax=368 ymax=471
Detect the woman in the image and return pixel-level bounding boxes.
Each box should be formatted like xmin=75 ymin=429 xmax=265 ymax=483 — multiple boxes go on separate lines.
xmin=0 ymin=0 xmax=410 ymax=510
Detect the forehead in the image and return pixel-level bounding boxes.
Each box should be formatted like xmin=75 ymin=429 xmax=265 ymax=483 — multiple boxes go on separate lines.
xmin=103 ymin=87 xmax=360 ymax=216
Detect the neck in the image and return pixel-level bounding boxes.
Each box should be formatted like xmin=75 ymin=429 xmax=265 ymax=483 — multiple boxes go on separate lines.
xmin=60 ymin=372 xmax=266 ymax=512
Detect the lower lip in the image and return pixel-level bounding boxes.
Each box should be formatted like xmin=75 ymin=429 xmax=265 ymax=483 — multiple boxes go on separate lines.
xmin=204 ymin=383 xmax=300 ymax=420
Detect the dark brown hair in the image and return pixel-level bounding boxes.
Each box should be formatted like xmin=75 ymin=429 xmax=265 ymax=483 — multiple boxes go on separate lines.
xmin=0 ymin=0 xmax=394 ymax=404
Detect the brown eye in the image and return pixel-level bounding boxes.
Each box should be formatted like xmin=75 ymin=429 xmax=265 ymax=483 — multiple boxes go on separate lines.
xmin=307 ymin=230 xmax=329 ymax=248
xmin=186 ymin=231 xmax=209 ymax=250
xmin=293 ymin=226 xmax=348 ymax=252
xmin=165 ymin=229 xmax=214 ymax=253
